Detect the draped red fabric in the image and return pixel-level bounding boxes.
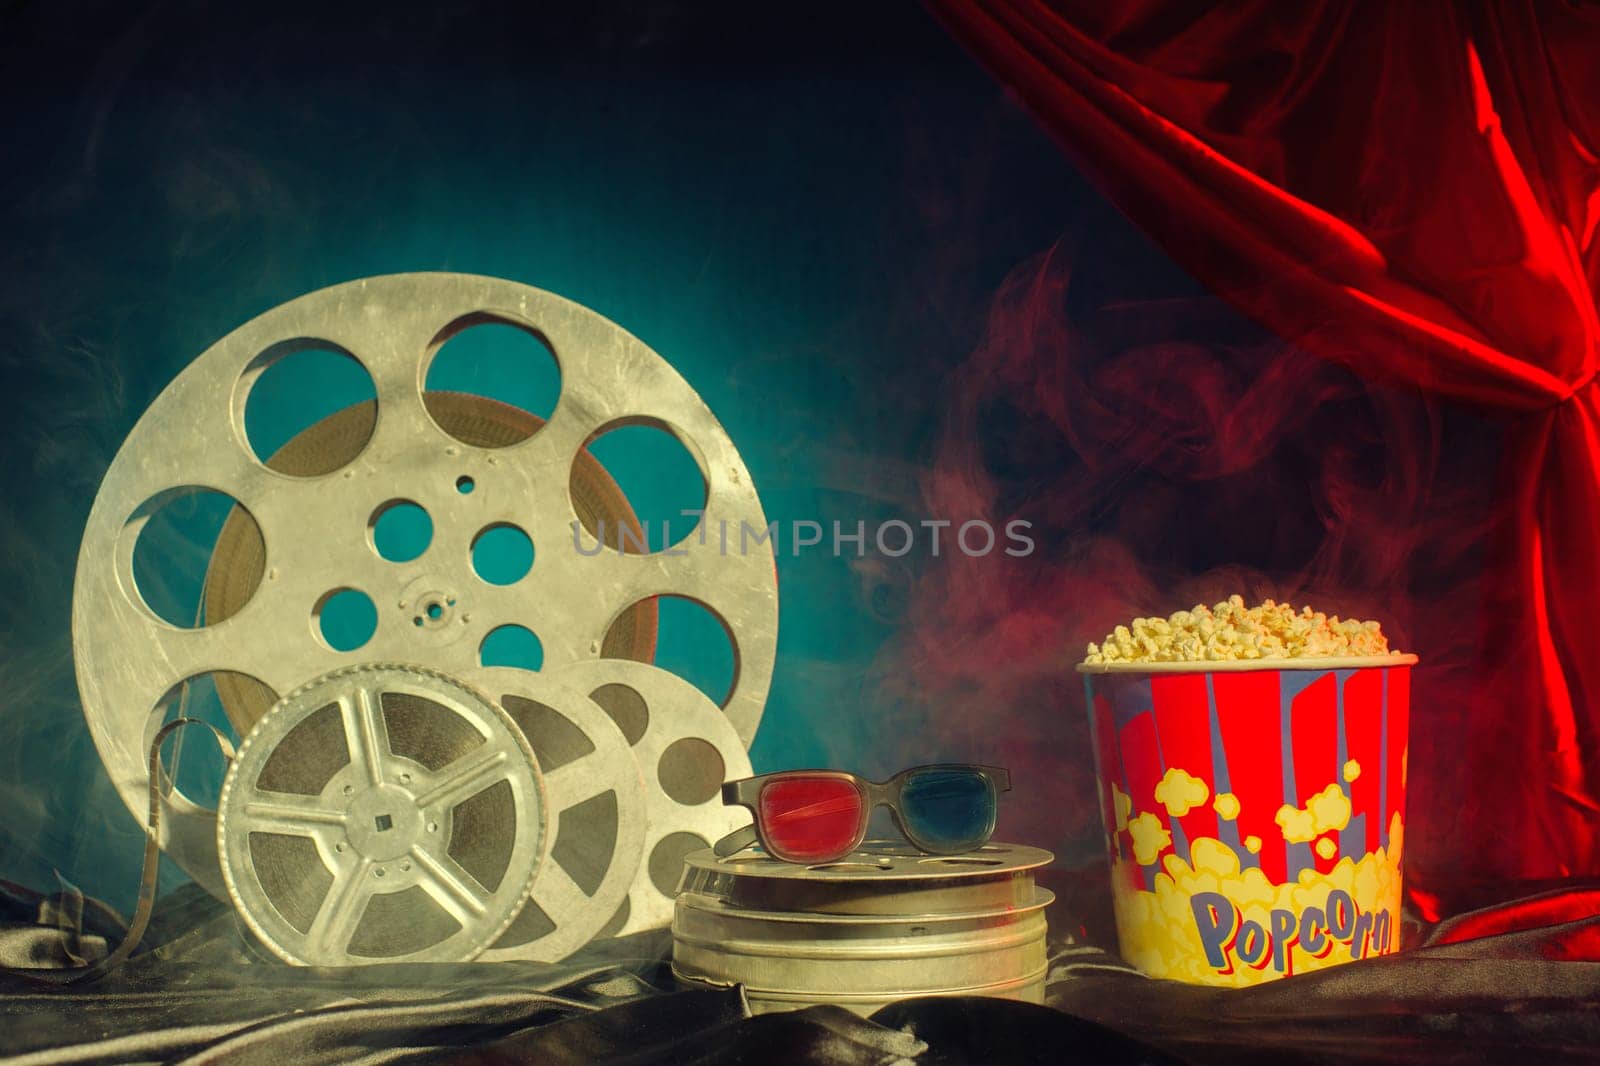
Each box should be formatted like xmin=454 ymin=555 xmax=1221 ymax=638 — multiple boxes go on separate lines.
xmin=929 ymin=0 xmax=1600 ymax=897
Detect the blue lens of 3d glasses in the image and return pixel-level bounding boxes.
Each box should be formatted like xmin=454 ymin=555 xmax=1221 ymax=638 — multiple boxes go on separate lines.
xmin=899 ymin=767 xmax=996 ymax=851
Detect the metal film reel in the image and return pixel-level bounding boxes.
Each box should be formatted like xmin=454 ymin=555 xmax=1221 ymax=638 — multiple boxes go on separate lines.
xmin=463 ymin=666 xmax=647 ymax=963
xmin=217 ymin=664 xmax=547 ymax=966
xmin=681 ymin=841 xmax=1056 ymax=910
xmin=73 ymin=274 xmax=778 ymax=896
xmin=550 ymin=659 xmax=753 ymax=935
xmin=673 ymin=843 xmax=1055 ymax=1015
xmin=205 ymin=392 xmax=661 ymax=733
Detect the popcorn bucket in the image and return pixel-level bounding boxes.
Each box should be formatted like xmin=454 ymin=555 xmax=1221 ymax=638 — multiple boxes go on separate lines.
xmin=1078 ymin=656 xmax=1415 ymax=986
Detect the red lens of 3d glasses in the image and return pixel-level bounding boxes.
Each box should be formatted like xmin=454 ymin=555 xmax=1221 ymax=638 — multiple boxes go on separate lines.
xmin=757 ymin=775 xmax=866 ymax=862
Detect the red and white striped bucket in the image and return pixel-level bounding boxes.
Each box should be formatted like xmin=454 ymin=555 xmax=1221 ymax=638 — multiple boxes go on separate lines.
xmin=1078 ymin=656 xmax=1415 ymax=986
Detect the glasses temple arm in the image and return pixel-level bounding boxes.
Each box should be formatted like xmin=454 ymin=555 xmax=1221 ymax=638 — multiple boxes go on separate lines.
xmin=713 ymin=823 xmax=760 ymax=858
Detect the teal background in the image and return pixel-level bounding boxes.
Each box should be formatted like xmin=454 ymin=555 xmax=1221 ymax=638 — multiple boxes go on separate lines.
xmin=2 ymin=1 xmax=1484 ymax=923
xmin=0 ymin=0 xmax=1113 ymax=909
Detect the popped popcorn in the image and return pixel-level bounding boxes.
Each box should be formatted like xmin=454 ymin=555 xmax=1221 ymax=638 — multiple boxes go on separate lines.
xmin=1084 ymin=632 xmax=1413 ymax=986
xmin=1154 ymin=767 xmax=1209 ymax=818
xmin=1084 ymin=595 xmax=1400 ymax=664
xmin=1128 ymin=811 xmax=1172 ymax=866
xmin=1274 ymin=783 xmax=1351 ymax=844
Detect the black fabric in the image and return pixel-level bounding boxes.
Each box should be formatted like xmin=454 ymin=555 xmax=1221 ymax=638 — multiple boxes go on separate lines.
xmin=4 ymin=881 xmax=1600 ymax=1064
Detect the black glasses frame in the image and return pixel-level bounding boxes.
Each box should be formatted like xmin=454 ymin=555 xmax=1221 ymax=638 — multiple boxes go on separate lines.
xmin=714 ymin=763 xmax=1011 ymax=862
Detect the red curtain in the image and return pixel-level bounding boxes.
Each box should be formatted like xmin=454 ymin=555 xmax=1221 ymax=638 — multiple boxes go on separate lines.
xmin=931 ymin=0 xmax=1600 ymax=900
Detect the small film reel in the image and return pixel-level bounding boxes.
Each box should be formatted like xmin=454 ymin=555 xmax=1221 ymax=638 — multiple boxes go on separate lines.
xmin=464 ymin=667 xmax=647 ymax=963
xmin=550 ymin=659 xmax=753 ymax=934
xmin=217 ymin=664 xmax=547 ymax=966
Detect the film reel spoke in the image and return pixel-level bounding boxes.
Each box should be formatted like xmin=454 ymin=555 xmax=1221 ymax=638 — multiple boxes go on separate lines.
xmin=306 ymin=857 xmax=377 ymax=954
xmin=542 ymin=756 xmax=616 ymax=812
xmin=415 ymin=746 xmax=514 ymax=811
xmin=529 ymin=859 xmax=590 ymax=921
xmin=239 ymin=794 xmax=349 ymax=843
xmin=340 ymin=685 xmax=391 ymax=788
xmin=409 ymin=848 xmax=492 ymax=923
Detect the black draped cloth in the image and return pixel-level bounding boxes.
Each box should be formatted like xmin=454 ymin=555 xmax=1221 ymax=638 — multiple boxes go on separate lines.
xmin=5 ymin=874 xmax=1599 ymax=1064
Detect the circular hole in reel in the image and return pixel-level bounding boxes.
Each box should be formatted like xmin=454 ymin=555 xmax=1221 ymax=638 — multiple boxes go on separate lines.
xmin=369 ymin=500 xmax=433 ymax=563
xmin=648 ymin=831 xmax=712 ymax=897
xmin=603 ymin=595 xmax=737 ymax=708
xmin=424 ymin=315 xmax=561 ymax=447
xmin=237 ymin=340 xmax=377 ymax=477
xmin=479 ymin=624 xmax=543 ymax=671
xmin=657 ymin=737 xmax=724 ymax=806
xmin=588 ymin=683 xmax=649 ymax=745
xmin=470 ymin=523 xmax=534 ymax=585
xmin=125 ymin=487 xmax=264 ymax=629
xmin=312 ymin=587 xmax=378 ymax=651
xmin=575 ymin=419 xmax=707 ymax=553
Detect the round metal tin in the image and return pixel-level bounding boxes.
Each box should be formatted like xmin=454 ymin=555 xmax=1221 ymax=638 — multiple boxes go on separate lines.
xmin=671 ymin=841 xmax=1053 ymax=1015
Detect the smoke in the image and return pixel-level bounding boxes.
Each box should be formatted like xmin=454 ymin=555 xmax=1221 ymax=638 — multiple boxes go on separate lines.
xmin=868 ymin=237 xmax=1500 ymax=889
xmin=0 ymin=0 xmax=1512 ymax=947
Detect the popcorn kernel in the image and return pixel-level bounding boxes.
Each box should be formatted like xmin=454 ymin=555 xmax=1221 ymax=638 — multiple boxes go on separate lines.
xmin=1084 ymin=597 xmax=1401 ymax=664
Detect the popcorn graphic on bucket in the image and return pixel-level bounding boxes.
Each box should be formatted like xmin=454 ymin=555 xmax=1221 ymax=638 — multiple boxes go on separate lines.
xmin=1078 ymin=599 xmax=1415 ymax=987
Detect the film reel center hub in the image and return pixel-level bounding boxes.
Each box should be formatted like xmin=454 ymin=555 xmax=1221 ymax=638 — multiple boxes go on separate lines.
xmin=216 ymin=664 xmax=549 ymax=966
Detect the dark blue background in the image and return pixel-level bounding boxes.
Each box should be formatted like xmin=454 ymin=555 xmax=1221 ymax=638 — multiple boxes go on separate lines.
xmin=0 ymin=0 xmax=1226 ymax=909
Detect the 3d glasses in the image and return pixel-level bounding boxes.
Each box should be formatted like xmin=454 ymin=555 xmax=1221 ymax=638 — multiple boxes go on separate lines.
xmin=714 ymin=764 xmax=1011 ymax=864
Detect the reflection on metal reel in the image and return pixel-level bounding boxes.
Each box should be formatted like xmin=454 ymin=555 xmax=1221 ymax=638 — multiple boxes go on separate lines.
xmin=217 ymin=663 xmax=547 ymax=966
xmin=549 ymin=658 xmax=753 ymax=936
xmin=73 ymin=273 xmax=778 ymax=897
xmin=463 ymin=666 xmax=647 ymax=963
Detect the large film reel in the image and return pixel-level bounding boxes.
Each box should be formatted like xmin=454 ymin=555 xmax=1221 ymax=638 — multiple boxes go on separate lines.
xmin=205 ymin=392 xmax=661 ymax=732
xmin=73 ymin=274 xmax=778 ymax=896
xmin=216 ymin=664 xmax=547 ymax=966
